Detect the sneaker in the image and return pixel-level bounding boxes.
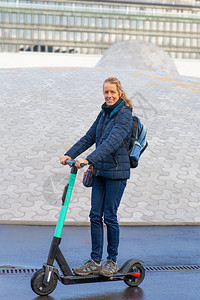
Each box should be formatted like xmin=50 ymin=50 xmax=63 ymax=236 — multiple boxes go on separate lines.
xmin=99 ymin=260 xmax=118 ymax=277
xmin=73 ymin=259 xmax=102 ymax=276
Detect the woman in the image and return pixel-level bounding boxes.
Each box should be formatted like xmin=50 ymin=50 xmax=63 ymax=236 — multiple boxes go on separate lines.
xmin=60 ymin=77 xmax=133 ymax=277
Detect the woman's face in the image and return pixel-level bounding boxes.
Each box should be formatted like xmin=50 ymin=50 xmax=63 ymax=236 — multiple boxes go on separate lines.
xmin=103 ymin=82 xmax=120 ymax=106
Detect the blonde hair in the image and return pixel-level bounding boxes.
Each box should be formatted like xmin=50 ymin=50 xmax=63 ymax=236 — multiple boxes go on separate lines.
xmin=103 ymin=77 xmax=134 ymax=108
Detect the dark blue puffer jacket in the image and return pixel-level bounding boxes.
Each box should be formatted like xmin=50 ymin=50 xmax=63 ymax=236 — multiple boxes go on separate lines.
xmin=65 ymin=100 xmax=133 ymax=179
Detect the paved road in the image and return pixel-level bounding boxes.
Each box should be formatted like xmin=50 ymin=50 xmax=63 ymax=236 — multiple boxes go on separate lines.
xmin=0 ymin=67 xmax=200 ymax=225
xmin=0 ymin=225 xmax=200 ymax=300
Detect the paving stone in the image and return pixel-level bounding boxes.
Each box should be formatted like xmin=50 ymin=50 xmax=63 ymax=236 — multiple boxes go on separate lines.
xmin=0 ymin=67 xmax=200 ymax=224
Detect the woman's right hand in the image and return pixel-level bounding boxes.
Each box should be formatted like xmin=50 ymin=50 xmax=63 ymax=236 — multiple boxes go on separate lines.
xmin=60 ymin=155 xmax=71 ymax=165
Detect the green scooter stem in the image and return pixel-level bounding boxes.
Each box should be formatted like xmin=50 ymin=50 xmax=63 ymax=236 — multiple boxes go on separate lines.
xmin=54 ymin=170 xmax=77 ymax=238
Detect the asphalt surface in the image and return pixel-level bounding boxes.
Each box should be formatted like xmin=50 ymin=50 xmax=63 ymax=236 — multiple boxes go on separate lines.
xmin=0 ymin=225 xmax=200 ymax=300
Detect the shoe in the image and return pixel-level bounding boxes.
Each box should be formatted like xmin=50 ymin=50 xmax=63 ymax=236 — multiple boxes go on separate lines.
xmin=73 ymin=259 xmax=102 ymax=276
xmin=99 ymin=260 xmax=118 ymax=277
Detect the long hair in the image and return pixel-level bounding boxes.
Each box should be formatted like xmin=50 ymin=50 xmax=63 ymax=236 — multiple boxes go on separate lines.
xmin=103 ymin=77 xmax=134 ymax=108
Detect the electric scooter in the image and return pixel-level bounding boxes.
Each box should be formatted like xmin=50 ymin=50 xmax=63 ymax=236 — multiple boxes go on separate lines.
xmin=31 ymin=160 xmax=145 ymax=296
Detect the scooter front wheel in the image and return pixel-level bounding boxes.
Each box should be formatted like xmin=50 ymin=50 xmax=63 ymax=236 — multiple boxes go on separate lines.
xmin=124 ymin=262 xmax=145 ymax=287
xmin=31 ymin=268 xmax=58 ymax=296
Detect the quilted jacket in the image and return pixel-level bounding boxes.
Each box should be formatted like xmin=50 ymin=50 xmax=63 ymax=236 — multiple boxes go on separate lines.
xmin=65 ymin=100 xmax=133 ymax=179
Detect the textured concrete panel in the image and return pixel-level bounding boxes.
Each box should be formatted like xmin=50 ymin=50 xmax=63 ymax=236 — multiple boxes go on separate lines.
xmin=0 ymin=67 xmax=200 ymax=224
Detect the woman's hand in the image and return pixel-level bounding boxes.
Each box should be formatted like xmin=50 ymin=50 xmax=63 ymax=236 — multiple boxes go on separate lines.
xmin=75 ymin=159 xmax=89 ymax=169
xmin=60 ymin=155 xmax=71 ymax=165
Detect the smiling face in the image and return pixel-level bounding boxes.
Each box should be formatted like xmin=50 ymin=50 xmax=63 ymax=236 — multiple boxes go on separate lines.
xmin=103 ymin=82 xmax=120 ymax=106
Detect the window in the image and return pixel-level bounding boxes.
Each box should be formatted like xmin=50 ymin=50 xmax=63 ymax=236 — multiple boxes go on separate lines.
xmin=124 ymin=20 xmax=130 ymax=29
xmin=41 ymin=30 xmax=46 ymax=40
xmin=27 ymin=14 xmax=32 ymax=24
xmin=90 ymin=17 xmax=95 ymax=27
xmin=11 ymin=28 xmax=17 ymax=38
xmin=83 ymin=32 xmax=88 ymax=42
xmin=33 ymin=30 xmax=39 ymax=39
xmin=26 ymin=29 xmax=31 ymax=39
xmin=33 ymin=14 xmax=39 ymax=24
xmin=158 ymin=22 xmax=164 ymax=31
xmin=41 ymin=15 xmax=46 ymax=25
xmin=104 ymin=18 xmax=109 ymax=28
xmin=165 ymin=22 xmax=170 ymax=31
xmin=69 ymin=31 xmax=74 ymax=41
xmin=76 ymin=16 xmax=81 ymax=26
xmin=55 ymin=30 xmax=59 ymax=40
xmin=83 ymin=17 xmax=88 ymax=27
xmin=178 ymin=22 xmax=184 ymax=32
xmin=0 ymin=13 xmax=2 ymax=22
xmin=20 ymin=13 xmax=24 ymax=23
xmin=48 ymin=15 xmax=53 ymax=25
xmin=5 ymin=13 xmax=10 ymax=23
xmin=89 ymin=32 xmax=95 ymax=42
xmin=191 ymin=23 xmax=197 ymax=32
xmin=97 ymin=33 xmax=102 ymax=42
xmin=62 ymin=16 xmax=67 ymax=26
xmin=97 ymin=18 xmax=102 ymax=27
xmin=172 ymin=22 xmax=177 ymax=31
xmin=69 ymin=16 xmax=74 ymax=26
xmin=12 ymin=13 xmax=17 ymax=23
xmin=111 ymin=18 xmax=116 ymax=28
xmin=47 ymin=31 xmax=52 ymax=40
xmin=185 ymin=23 xmax=190 ymax=32
xmin=55 ymin=15 xmax=60 ymax=26
xmin=118 ymin=19 xmax=123 ymax=28
xmin=152 ymin=21 xmax=157 ymax=30
xmin=19 ymin=29 xmax=24 ymax=39
xmin=104 ymin=33 xmax=109 ymax=43
xmin=4 ymin=28 xmax=9 ymax=38
xmin=110 ymin=34 xmax=115 ymax=43
xmin=76 ymin=32 xmax=81 ymax=41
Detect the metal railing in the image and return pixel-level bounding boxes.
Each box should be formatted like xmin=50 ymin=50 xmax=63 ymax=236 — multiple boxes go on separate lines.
xmin=0 ymin=1 xmax=200 ymax=19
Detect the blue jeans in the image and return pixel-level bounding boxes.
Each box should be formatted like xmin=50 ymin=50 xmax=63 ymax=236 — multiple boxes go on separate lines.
xmin=89 ymin=176 xmax=127 ymax=263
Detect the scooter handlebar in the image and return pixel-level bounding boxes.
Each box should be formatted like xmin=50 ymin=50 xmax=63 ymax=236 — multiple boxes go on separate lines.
xmin=64 ymin=159 xmax=87 ymax=168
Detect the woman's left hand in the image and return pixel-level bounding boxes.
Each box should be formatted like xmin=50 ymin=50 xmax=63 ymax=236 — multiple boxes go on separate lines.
xmin=75 ymin=159 xmax=89 ymax=169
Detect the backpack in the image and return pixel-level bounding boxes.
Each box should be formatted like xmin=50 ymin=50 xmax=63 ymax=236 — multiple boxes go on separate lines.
xmin=125 ymin=116 xmax=148 ymax=168
xmin=114 ymin=108 xmax=148 ymax=168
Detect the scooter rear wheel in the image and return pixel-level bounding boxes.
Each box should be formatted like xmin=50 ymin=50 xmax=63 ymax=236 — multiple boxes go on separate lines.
xmin=124 ymin=262 xmax=145 ymax=287
xmin=31 ymin=268 xmax=58 ymax=296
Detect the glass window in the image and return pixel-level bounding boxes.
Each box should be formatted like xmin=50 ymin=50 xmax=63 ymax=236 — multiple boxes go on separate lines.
xmin=158 ymin=22 xmax=164 ymax=31
xmin=69 ymin=31 xmax=74 ymax=41
xmin=171 ymin=37 xmax=177 ymax=46
xmin=97 ymin=33 xmax=102 ymax=42
xmin=185 ymin=38 xmax=190 ymax=46
xmin=33 ymin=30 xmax=39 ymax=39
xmin=47 ymin=31 xmax=52 ymax=40
xmin=104 ymin=33 xmax=109 ymax=43
xmin=83 ymin=17 xmax=88 ymax=27
xmin=118 ymin=19 xmax=123 ymax=28
xmin=144 ymin=20 xmax=150 ymax=30
xmin=164 ymin=37 xmax=170 ymax=45
xmin=48 ymin=15 xmax=53 ymax=25
xmin=0 ymin=28 xmax=1 ymax=37
xmin=70 ymin=16 xmax=74 ymax=26
xmin=111 ymin=18 xmax=116 ymax=28
xmin=41 ymin=14 xmax=46 ymax=25
xmin=178 ymin=38 xmax=184 ymax=46
xmin=172 ymin=22 xmax=177 ymax=31
xmin=165 ymin=22 xmax=170 ymax=31
xmin=191 ymin=38 xmax=197 ymax=47
xmin=158 ymin=36 xmax=163 ymax=45
xmin=5 ymin=13 xmax=10 ymax=23
xmin=83 ymin=32 xmax=88 ymax=41
xmin=4 ymin=28 xmax=9 ymax=38
xmin=27 ymin=14 xmax=31 ymax=24
xmin=97 ymin=18 xmax=102 ymax=27
xmin=41 ymin=30 xmax=46 ymax=40
xmin=185 ymin=23 xmax=190 ymax=32
xmin=104 ymin=18 xmax=109 ymax=28
xmin=76 ymin=32 xmax=81 ymax=41
xmin=62 ymin=31 xmax=67 ymax=40
xmin=152 ymin=21 xmax=157 ymax=30
xmin=110 ymin=34 xmax=115 ymax=43
xmin=12 ymin=45 xmax=17 ymax=52
xmin=63 ymin=16 xmax=67 ymax=26
xmin=90 ymin=17 xmax=95 ymax=27
xmin=131 ymin=20 xmax=136 ymax=29
xmin=26 ymin=29 xmax=31 ymax=39
xmin=0 ymin=13 xmax=2 ymax=22
xmin=178 ymin=22 xmax=184 ymax=31
xmin=19 ymin=29 xmax=24 ymax=39
xmin=33 ymin=14 xmax=39 ymax=24
xmin=89 ymin=32 xmax=95 ymax=41
xmin=12 ymin=13 xmax=17 ymax=23
xmin=20 ymin=13 xmax=24 ymax=23
xmin=191 ymin=23 xmax=197 ymax=32
xmin=55 ymin=15 xmax=60 ymax=25
xmin=124 ymin=20 xmax=129 ymax=29
xmin=76 ymin=16 xmax=81 ymax=26
xmin=11 ymin=28 xmax=17 ymax=38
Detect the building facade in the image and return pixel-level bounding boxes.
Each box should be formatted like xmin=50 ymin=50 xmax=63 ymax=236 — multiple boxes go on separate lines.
xmin=0 ymin=0 xmax=200 ymax=58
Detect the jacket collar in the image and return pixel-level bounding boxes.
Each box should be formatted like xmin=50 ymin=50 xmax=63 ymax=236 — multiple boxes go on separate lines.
xmin=101 ymin=99 xmax=125 ymax=118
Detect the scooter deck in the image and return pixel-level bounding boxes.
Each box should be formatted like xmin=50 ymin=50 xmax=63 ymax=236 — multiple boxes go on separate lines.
xmin=59 ymin=271 xmax=141 ymax=285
